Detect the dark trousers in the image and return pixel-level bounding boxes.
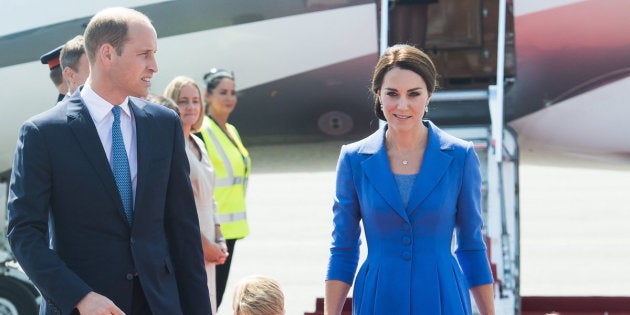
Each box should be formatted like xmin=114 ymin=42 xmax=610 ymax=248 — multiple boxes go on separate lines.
xmin=215 ymin=239 xmax=236 ymax=307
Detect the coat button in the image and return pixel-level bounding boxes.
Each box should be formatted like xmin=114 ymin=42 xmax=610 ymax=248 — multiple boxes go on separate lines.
xmin=126 ymin=273 xmax=134 ymax=280
xmin=401 ymin=236 xmax=411 ymax=245
xmin=402 ymin=251 xmax=411 ymax=261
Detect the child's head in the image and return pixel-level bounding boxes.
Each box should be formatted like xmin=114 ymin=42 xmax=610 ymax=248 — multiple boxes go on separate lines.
xmin=233 ymin=275 xmax=285 ymax=315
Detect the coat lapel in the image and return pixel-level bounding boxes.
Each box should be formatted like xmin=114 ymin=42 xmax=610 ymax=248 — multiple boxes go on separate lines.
xmin=407 ymin=122 xmax=453 ymax=215
xmin=66 ymin=95 xmax=127 ymax=222
xmin=129 ymin=98 xmax=151 ymax=224
xmin=360 ymin=127 xmax=409 ymax=222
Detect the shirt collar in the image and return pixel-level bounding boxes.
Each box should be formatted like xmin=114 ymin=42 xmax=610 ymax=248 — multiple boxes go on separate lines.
xmin=80 ymin=84 xmax=131 ymax=123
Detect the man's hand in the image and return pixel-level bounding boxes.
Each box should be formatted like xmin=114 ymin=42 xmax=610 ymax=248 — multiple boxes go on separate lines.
xmin=76 ymin=291 xmax=125 ymax=315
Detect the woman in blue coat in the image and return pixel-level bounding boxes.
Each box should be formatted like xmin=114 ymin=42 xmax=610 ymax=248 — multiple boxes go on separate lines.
xmin=325 ymin=44 xmax=495 ymax=315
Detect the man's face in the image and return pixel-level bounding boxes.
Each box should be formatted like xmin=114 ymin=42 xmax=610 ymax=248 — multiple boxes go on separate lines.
xmin=66 ymin=53 xmax=90 ymax=94
xmin=73 ymin=54 xmax=90 ymax=90
xmin=109 ymin=21 xmax=158 ymax=100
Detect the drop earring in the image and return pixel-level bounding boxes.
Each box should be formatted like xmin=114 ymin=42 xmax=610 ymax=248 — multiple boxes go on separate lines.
xmin=380 ymin=104 xmax=384 ymax=111
xmin=424 ymin=105 xmax=429 ymax=113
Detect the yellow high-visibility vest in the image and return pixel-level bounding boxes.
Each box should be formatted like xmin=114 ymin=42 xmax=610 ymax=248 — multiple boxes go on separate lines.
xmin=199 ymin=116 xmax=250 ymax=239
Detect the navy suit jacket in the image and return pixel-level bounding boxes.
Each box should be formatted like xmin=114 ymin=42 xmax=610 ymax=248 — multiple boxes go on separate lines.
xmin=7 ymin=92 xmax=211 ymax=314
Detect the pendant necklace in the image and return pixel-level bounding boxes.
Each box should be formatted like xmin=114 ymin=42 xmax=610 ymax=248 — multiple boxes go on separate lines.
xmin=385 ymin=129 xmax=422 ymax=167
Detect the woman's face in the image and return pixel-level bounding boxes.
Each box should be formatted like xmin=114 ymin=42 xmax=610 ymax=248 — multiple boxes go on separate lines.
xmin=378 ymin=67 xmax=430 ymax=131
xmin=206 ymin=78 xmax=237 ymax=116
xmin=176 ymin=84 xmax=201 ymax=130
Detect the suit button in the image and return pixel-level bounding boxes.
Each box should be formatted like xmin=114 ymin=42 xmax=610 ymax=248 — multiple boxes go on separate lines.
xmin=126 ymin=273 xmax=134 ymax=280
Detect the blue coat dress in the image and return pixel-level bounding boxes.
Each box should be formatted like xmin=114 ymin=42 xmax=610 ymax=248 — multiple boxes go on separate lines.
xmin=326 ymin=121 xmax=493 ymax=314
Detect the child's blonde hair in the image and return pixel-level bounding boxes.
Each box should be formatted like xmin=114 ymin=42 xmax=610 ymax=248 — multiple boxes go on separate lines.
xmin=233 ymin=275 xmax=285 ymax=315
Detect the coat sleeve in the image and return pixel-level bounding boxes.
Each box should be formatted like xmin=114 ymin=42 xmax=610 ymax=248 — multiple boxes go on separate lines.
xmin=326 ymin=145 xmax=362 ymax=285
xmin=454 ymin=142 xmax=494 ymax=287
xmin=163 ymin=115 xmax=212 ymax=314
xmin=7 ymin=121 xmax=92 ymax=314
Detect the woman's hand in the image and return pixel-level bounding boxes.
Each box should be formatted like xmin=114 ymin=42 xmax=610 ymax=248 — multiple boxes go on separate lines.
xmin=203 ymin=240 xmax=228 ymax=264
xmin=217 ymin=240 xmax=228 ymax=259
xmin=201 ymin=234 xmax=228 ymax=264
xmin=471 ymin=283 xmax=495 ymax=315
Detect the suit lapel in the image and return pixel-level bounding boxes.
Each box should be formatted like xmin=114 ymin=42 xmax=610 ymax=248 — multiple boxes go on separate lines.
xmin=407 ymin=122 xmax=453 ymax=215
xmin=66 ymin=95 xmax=127 ymax=222
xmin=360 ymin=128 xmax=409 ymax=222
xmin=129 ymin=98 xmax=151 ymax=222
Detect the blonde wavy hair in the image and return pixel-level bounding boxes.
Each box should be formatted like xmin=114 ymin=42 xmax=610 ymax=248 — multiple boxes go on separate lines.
xmin=233 ymin=275 xmax=285 ymax=315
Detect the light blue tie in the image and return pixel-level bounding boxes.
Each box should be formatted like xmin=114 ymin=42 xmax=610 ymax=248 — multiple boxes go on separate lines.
xmin=111 ymin=106 xmax=133 ymax=224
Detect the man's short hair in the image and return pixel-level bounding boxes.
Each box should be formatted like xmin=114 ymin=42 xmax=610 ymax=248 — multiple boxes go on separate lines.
xmin=49 ymin=66 xmax=64 ymax=87
xmin=60 ymin=35 xmax=86 ymax=71
xmin=83 ymin=7 xmax=152 ymax=64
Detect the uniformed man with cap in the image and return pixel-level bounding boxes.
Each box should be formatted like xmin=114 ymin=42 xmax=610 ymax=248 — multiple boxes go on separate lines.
xmin=40 ymin=45 xmax=67 ymax=102
xmin=60 ymin=35 xmax=89 ymax=97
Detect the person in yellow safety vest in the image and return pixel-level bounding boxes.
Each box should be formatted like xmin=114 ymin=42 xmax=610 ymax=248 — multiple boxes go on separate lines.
xmin=198 ymin=68 xmax=251 ymax=308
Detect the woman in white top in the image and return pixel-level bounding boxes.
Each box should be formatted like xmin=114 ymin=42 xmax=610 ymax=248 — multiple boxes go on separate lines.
xmin=160 ymin=76 xmax=229 ymax=315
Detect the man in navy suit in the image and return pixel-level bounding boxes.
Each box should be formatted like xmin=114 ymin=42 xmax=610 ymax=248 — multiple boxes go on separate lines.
xmin=7 ymin=7 xmax=211 ymax=315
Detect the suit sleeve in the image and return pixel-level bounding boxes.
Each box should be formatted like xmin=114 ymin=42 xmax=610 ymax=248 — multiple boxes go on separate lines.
xmin=454 ymin=142 xmax=494 ymax=287
xmin=326 ymin=145 xmax=362 ymax=285
xmin=163 ymin=115 xmax=212 ymax=314
xmin=7 ymin=121 xmax=92 ymax=313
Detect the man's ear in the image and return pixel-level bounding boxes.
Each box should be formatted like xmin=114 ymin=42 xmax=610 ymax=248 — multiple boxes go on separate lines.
xmin=99 ymin=44 xmax=115 ymax=66
xmin=62 ymin=66 xmax=74 ymax=83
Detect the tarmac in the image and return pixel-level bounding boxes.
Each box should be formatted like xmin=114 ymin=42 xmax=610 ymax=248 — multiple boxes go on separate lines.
xmin=1 ymin=138 xmax=627 ymax=314
xmin=215 ymin=140 xmax=630 ymax=315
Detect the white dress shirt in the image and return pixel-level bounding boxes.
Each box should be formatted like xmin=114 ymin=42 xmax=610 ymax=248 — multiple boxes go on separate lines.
xmin=81 ymin=84 xmax=138 ymax=205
